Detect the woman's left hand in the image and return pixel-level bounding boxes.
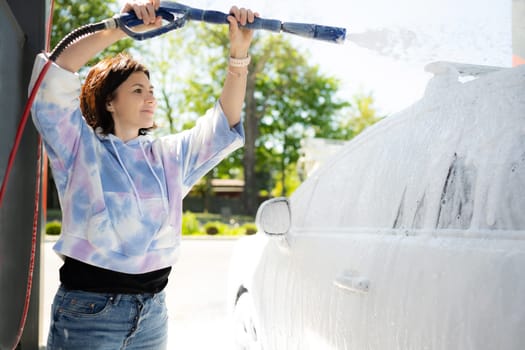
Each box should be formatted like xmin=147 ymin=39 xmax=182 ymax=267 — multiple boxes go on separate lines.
xmin=226 ymin=6 xmax=259 ymax=58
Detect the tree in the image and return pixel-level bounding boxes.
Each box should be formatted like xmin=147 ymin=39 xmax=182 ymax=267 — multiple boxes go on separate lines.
xmin=145 ymin=24 xmax=349 ymax=215
xmin=252 ymin=37 xmax=350 ymax=198
xmin=139 ymin=34 xmax=191 ymax=135
xmin=339 ymin=91 xmax=383 ymax=138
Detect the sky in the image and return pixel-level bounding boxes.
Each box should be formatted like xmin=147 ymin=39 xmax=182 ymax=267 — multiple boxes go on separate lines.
xmin=121 ymin=0 xmax=513 ymax=115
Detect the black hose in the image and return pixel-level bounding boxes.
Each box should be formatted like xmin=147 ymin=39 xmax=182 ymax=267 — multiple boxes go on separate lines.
xmin=49 ymin=21 xmax=110 ymax=61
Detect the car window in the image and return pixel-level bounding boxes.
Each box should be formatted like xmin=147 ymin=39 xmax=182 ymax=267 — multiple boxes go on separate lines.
xmin=298 ymin=124 xmax=410 ymax=230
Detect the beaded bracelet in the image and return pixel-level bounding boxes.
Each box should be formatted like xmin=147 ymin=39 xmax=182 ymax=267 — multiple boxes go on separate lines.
xmin=229 ymin=55 xmax=251 ymax=67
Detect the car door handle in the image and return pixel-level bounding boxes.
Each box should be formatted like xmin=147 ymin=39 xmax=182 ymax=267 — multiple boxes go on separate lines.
xmin=333 ymin=271 xmax=370 ymax=294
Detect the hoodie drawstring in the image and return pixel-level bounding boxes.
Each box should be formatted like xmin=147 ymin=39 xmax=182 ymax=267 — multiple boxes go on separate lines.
xmin=110 ymin=139 xmax=144 ymax=216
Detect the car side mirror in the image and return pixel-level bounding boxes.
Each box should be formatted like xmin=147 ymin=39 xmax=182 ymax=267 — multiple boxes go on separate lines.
xmin=255 ymin=197 xmax=291 ymax=236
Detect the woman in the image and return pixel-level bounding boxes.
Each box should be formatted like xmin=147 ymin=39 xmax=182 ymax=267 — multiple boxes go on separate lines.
xmin=30 ymin=0 xmax=258 ymax=348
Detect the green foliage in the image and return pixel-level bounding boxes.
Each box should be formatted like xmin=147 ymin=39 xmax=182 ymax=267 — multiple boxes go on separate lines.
xmin=180 ymin=212 xmax=255 ymax=236
xmin=252 ymin=36 xmax=351 ymax=195
xmin=181 ymin=211 xmax=201 ymax=235
xmin=51 ymin=0 xmax=133 ymax=67
xmin=335 ymin=91 xmax=383 ymax=139
xmin=271 ymin=163 xmax=302 ymax=197
xmin=241 ymin=223 xmax=257 ymax=235
xmin=203 ymin=221 xmax=228 ymax=235
xmin=140 ymin=34 xmax=192 ymax=135
xmin=45 ymin=221 xmax=62 ymax=235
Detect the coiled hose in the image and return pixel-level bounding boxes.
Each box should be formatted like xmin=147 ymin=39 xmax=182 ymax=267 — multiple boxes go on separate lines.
xmin=49 ymin=21 xmax=112 ymax=61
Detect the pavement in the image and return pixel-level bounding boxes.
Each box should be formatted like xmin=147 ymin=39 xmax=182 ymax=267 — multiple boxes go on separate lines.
xmin=40 ymin=236 xmax=240 ymax=349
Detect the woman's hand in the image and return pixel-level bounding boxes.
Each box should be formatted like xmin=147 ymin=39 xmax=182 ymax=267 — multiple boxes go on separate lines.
xmin=121 ymin=0 xmax=162 ymax=26
xmin=227 ymin=6 xmax=260 ymax=58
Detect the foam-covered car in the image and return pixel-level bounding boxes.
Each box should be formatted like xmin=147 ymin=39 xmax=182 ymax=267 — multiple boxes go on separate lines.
xmin=228 ymin=62 xmax=525 ymax=350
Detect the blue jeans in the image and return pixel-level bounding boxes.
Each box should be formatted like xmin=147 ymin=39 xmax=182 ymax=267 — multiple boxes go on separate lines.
xmin=47 ymin=285 xmax=168 ymax=350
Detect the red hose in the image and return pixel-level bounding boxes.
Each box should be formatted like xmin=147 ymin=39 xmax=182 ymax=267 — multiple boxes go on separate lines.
xmin=10 ymin=139 xmax=42 ymax=350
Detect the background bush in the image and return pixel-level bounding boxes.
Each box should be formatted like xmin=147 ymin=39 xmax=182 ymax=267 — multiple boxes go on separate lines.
xmin=180 ymin=212 xmax=256 ymax=236
xmin=204 ymin=221 xmax=228 ymax=235
xmin=181 ymin=211 xmax=202 ymax=235
xmin=45 ymin=220 xmax=61 ymax=235
xmin=242 ymin=223 xmax=258 ymax=235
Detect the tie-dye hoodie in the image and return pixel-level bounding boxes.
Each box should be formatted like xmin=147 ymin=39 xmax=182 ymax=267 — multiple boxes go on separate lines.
xmin=30 ymin=54 xmax=245 ymax=273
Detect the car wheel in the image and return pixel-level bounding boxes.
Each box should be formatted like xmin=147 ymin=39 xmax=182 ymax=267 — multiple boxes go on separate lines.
xmin=232 ymin=292 xmax=262 ymax=350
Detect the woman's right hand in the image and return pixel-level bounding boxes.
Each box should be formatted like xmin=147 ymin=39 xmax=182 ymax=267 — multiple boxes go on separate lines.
xmin=121 ymin=0 xmax=162 ymax=26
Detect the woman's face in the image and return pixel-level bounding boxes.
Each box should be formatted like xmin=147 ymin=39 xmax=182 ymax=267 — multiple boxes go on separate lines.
xmin=107 ymin=71 xmax=157 ymax=140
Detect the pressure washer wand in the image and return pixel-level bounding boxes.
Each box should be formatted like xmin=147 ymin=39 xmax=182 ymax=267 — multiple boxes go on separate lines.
xmin=116 ymin=1 xmax=347 ymax=44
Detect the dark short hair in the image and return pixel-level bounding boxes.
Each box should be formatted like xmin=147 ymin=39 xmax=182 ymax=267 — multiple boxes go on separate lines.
xmin=80 ymin=53 xmax=155 ymax=135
